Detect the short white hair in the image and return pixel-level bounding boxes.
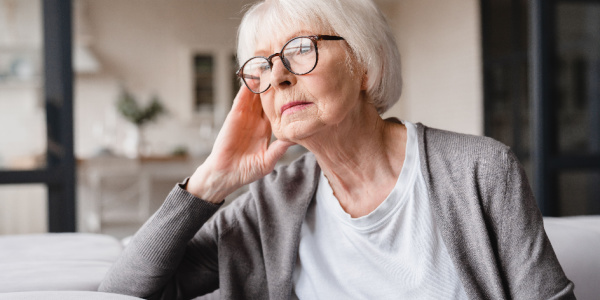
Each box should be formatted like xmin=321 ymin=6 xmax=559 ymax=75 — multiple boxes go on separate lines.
xmin=237 ymin=0 xmax=402 ymax=114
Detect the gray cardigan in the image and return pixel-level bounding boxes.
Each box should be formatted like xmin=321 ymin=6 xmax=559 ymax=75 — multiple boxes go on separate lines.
xmin=99 ymin=123 xmax=575 ymax=299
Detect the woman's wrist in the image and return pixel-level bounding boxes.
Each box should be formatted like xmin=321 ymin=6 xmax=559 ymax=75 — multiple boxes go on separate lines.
xmin=186 ymin=165 xmax=237 ymax=204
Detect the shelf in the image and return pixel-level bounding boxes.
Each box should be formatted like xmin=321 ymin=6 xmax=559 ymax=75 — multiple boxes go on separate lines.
xmin=0 ymin=80 xmax=41 ymax=90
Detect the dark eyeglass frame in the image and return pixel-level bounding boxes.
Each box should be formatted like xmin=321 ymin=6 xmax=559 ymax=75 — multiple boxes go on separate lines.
xmin=236 ymin=34 xmax=345 ymax=94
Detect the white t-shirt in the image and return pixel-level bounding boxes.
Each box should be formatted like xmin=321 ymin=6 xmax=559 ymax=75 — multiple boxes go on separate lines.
xmin=292 ymin=121 xmax=468 ymax=300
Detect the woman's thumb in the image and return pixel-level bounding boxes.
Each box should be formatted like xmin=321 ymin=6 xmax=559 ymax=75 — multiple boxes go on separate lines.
xmin=265 ymin=140 xmax=295 ymax=166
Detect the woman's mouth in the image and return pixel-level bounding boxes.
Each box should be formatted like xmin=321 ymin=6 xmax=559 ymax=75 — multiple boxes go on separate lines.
xmin=280 ymin=101 xmax=312 ymax=116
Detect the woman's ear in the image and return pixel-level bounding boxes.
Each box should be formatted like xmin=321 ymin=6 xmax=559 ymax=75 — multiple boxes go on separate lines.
xmin=361 ymin=71 xmax=369 ymax=91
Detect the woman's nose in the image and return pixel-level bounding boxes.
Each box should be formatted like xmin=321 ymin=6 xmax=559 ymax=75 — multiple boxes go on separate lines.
xmin=269 ymin=57 xmax=296 ymax=90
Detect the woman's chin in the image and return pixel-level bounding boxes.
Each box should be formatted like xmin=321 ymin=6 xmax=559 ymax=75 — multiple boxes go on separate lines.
xmin=277 ymin=121 xmax=320 ymax=144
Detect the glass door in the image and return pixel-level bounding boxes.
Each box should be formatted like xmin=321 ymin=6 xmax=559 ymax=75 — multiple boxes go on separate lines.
xmin=484 ymin=0 xmax=600 ymax=216
xmin=0 ymin=0 xmax=76 ymax=233
xmin=553 ymin=1 xmax=600 ymax=215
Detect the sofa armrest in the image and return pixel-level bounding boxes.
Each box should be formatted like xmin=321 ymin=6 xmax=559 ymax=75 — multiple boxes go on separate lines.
xmin=544 ymin=216 xmax=600 ymax=300
xmin=0 ymin=233 xmax=123 ymax=292
xmin=0 ymin=291 xmax=142 ymax=300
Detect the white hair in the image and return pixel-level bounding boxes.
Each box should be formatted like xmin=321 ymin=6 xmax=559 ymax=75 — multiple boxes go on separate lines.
xmin=237 ymin=0 xmax=402 ymax=114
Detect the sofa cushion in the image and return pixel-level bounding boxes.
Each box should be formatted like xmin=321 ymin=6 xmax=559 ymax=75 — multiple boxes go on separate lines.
xmin=0 ymin=233 xmax=122 ymax=263
xmin=0 ymin=261 xmax=113 ymax=292
xmin=544 ymin=216 xmax=600 ymax=300
xmin=0 ymin=233 xmax=122 ymax=293
xmin=0 ymin=291 xmax=142 ymax=300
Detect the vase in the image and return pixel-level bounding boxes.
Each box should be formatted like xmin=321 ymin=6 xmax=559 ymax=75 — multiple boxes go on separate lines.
xmin=124 ymin=125 xmax=148 ymax=158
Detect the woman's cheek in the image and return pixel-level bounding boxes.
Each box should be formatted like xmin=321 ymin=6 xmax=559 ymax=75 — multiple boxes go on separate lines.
xmin=259 ymin=96 xmax=274 ymax=119
xmin=259 ymin=96 xmax=279 ymax=131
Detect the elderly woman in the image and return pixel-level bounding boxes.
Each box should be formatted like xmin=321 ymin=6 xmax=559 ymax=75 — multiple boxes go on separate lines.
xmin=99 ymin=0 xmax=574 ymax=299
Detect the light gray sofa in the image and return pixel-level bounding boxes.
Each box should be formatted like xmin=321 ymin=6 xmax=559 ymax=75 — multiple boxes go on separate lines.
xmin=0 ymin=217 xmax=598 ymax=299
xmin=0 ymin=233 xmax=135 ymax=299
xmin=542 ymin=216 xmax=600 ymax=300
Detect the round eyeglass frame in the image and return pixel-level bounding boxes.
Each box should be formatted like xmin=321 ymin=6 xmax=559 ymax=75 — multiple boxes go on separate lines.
xmin=236 ymin=34 xmax=345 ymax=94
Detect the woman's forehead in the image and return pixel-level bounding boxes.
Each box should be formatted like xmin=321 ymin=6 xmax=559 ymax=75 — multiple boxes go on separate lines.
xmin=252 ymin=20 xmax=334 ymax=56
xmin=253 ymin=29 xmax=316 ymax=55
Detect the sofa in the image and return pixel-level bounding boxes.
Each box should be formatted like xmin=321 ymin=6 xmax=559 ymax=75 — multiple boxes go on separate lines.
xmin=0 ymin=234 xmax=135 ymax=299
xmin=542 ymin=216 xmax=600 ymax=300
xmin=0 ymin=216 xmax=598 ymax=299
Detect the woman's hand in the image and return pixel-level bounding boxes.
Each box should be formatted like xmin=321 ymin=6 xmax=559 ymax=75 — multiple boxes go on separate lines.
xmin=186 ymin=87 xmax=295 ymax=203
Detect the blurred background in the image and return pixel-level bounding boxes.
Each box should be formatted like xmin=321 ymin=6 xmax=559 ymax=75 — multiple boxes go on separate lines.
xmin=0 ymin=0 xmax=598 ymax=238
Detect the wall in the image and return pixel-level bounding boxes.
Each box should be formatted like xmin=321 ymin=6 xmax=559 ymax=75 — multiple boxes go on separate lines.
xmin=76 ymin=0 xmax=483 ymax=157
xmin=384 ymin=0 xmax=483 ymax=135
xmin=0 ymin=0 xmax=483 ymax=235
xmin=75 ymin=0 xmax=483 ymax=157
xmin=0 ymin=0 xmax=485 ymax=161
xmin=75 ymin=0 xmax=249 ymax=158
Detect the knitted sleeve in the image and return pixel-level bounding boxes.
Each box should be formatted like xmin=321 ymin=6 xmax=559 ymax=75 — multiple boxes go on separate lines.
xmin=417 ymin=123 xmax=575 ymax=299
xmin=98 ymin=182 xmax=223 ymax=299
xmin=494 ymin=150 xmax=575 ymax=299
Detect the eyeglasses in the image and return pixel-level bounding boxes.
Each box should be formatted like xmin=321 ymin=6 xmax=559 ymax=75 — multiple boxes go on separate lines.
xmin=236 ymin=35 xmax=345 ymax=94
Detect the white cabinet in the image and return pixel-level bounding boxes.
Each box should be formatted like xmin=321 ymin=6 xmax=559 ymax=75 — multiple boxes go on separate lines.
xmin=77 ymin=155 xmax=204 ymax=236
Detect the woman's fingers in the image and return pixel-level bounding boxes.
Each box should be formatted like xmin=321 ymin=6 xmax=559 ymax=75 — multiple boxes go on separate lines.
xmin=263 ymin=140 xmax=295 ymax=171
xmin=187 ymin=85 xmax=292 ymax=200
xmin=213 ymin=87 xmax=263 ymax=145
xmin=232 ymin=85 xmax=260 ymax=113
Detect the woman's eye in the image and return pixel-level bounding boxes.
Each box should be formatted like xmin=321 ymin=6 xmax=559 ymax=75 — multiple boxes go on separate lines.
xmin=286 ymin=44 xmax=312 ymax=56
xmin=299 ymin=45 xmax=311 ymax=54
xmin=259 ymin=63 xmax=271 ymax=72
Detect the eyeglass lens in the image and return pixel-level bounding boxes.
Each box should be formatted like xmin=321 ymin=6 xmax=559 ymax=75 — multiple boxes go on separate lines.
xmin=240 ymin=37 xmax=317 ymax=93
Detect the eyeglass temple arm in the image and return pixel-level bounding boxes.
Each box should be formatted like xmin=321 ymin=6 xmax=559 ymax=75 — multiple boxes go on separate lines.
xmin=315 ymin=35 xmax=345 ymax=41
xmin=243 ymin=74 xmax=260 ymax=80
xmin=236 ymin=70 xmax=261 ymax=80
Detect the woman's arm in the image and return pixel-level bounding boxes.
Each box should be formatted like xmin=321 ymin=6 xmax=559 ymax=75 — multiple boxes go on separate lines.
xmin=494 ymin=150 xmax=575 ymax=299
xmin=99 ymin=87 xmax=294 ymax=299
xmin=186 ymin=86 xmax=294 ymax=204
xmin=98 ymin=184 xmax=222 ymax=299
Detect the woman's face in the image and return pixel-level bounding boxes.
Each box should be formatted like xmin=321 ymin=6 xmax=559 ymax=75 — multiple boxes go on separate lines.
xmin=254 ymin=31 xmax=367 ymax=143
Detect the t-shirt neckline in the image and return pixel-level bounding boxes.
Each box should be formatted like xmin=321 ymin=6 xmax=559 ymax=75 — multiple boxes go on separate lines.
xmin=316 ymin=120 xmax=420 ymax=232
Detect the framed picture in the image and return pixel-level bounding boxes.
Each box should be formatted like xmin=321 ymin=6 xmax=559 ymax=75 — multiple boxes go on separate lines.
xmin=181 ymin=47 xmax=239 ymax=130
xmin=193 ymin=54 xmax=215 ymax=113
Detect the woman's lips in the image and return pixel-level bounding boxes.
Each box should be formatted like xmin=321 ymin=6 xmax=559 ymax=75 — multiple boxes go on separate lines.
xmin=280 ymin=101 xmax=312 ymax=116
